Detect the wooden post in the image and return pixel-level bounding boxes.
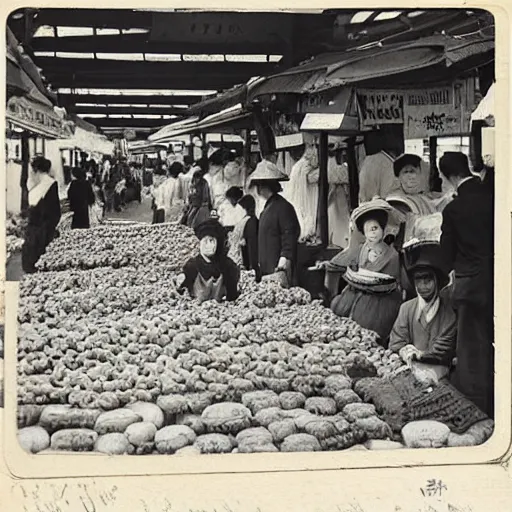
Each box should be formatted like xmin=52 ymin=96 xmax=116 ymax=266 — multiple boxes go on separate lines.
xmin=346 ymin=137 xmax=359 ymax=211
xmin=429 ymin=136 xmax=442 ymax=192
xmin=20 ymin=131 xmax=30 ymax=213
xmin=317 ymin=131 xmax=329 ymax=247
xmin=243 ymin=128 xmax=251 ymax=188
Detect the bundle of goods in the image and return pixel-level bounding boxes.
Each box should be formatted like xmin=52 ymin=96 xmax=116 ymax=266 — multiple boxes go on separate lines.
xmin=35 ymin=223 xmax=198 ymax=272
xmin=6 ymin=212 xmax=27 ymax=260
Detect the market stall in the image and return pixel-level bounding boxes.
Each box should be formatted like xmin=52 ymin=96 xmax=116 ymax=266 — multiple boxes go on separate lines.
xmin=16 ymin=221 xmax=494 ymax=455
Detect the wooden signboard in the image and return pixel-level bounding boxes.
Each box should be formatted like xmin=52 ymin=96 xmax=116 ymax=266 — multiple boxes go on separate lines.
xmin=357 ymin=89 xmax=404 ymax=126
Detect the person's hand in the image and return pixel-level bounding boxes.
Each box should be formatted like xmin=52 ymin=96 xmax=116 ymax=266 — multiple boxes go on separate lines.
xmin=175 ymin=273 xmax=186 ymax=289
xmin=399 ymin=345 xmax=422 ymax=366
xmin=277 ymin=257 xmax=290 ymax=272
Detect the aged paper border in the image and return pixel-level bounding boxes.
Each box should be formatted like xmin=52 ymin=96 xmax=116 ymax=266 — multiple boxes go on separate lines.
xmin=1 ymin=0 xmax=511 ymax=508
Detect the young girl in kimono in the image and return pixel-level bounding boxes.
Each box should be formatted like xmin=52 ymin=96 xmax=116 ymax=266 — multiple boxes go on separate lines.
xmin=329 ymin=199 xmax=402 ymax=344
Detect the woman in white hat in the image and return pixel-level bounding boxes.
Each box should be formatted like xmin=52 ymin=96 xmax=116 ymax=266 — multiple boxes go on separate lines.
xmin=249 ymin=160 xmax=300 ymax=286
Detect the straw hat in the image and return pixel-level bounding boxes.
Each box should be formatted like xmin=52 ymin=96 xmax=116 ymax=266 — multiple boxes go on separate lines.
xmin=343 ymin=267 xmax=397 ymax=293
xmin=351 ymin=198 xmax=392 ymax=234
xmin=402 ymin=239 xmax=450 ymax=289
xmin=248 ymin=160 xmax=289 ymax=186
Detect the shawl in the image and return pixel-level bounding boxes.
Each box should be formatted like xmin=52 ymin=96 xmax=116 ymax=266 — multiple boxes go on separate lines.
xmin=28 ymin=174 xmax=56 ymax=207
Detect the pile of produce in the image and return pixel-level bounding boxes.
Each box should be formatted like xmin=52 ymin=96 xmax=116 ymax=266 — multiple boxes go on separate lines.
xmin=35 ymin=223 xmax=198 ymax=272
xmin=6 ymin=212 xmax=27 ymax=260
xmin=16 ymin=222 xmax=494 ymax=454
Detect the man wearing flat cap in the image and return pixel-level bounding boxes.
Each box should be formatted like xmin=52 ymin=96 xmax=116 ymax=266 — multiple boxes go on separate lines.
xmin=439 ymin=151 xmax=494 ymax=417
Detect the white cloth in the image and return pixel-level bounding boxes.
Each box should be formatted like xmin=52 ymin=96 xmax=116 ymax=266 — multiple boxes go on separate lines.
xmin=219 ymin=202 xmax=245 ymax=228
xmin=154 ymin=177 xmax=181 ymax=216
xmin=28 ymin=174 xmax=56 ymax=207
xmin=359 ymin=151 xmax=401 ymax=203
xmin=415 ymin=295 xmax=441 ymax=326
xmin=283 ymin=155 xmax=318 ymax=240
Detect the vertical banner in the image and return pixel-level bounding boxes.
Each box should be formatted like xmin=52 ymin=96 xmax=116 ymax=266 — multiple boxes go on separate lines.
xmin=404 ymin=80 xmax=475 ymax=138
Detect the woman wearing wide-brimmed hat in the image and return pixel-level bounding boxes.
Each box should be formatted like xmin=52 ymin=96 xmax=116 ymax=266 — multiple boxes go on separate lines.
xmin=329 ymin=198 xmax=402 ymax=343
xmin=248 ymin=160 xmax=300 ymax=287
xmin=389 ymin=239 xmax=456 ymax=381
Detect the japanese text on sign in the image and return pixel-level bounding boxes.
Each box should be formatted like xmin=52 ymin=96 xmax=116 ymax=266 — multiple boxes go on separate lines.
xmin=357 ymin=90 xmax=404 ymax=126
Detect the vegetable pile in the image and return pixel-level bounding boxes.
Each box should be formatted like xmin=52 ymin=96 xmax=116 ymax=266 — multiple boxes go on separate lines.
xmin=35 ymin=223 xmax=198 ymax=272
xmin=16 ymin=223 xmax=493 ymax=454
xmin=7 ymin=212 xmax=27 ymax=260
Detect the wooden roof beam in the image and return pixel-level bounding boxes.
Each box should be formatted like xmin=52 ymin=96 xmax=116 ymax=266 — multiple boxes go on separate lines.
xmin=31 ymin=34 xmax=288 ymax=55
xmin=83 ymin=117 xmax=170 ymax=128
xmin=56 ymin=93 xmax=207 ymax=105
xmin=73 ymin=105 xmax=187 ymax=115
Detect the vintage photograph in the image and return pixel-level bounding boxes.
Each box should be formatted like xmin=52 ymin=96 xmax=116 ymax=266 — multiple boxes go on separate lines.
xmin=6 ymin=8 xmax=496 ymax=456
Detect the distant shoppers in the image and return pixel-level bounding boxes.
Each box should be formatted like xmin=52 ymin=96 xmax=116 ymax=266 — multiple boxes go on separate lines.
xmin=68 ymin=167 xmax=95 ymax=229
xmin=181 ymin=169 xmax=212 ymax=230
xmin=249 ymin=160 xmax=300 ymax=287
xmin=439 ymin=151 xmax=494 ymax=417
xmin=152 ymin=163 xmax=182 ymax=224
xmin=22 ymin=156 xmax=61 ymax=273
xmin=219 ymin=186 xmax=244 ymax=229
xmin=228 ymin=194 xmax=261 ymax=282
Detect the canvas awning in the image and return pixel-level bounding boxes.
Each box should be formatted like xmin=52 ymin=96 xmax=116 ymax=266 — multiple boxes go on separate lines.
xmin=248 ymin=33 xmax=494 ymax=100
xmin=149 ymin=105 xmax=251 ymax=143
xmin=471 ymin=82 xmax=494 ymax=123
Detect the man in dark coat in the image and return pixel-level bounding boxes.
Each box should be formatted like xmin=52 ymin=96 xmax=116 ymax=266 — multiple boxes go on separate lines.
xmin=249 ymin=160 xmax=300 ymax=286
xmin=439 ymin=151 xmax=494 ymax=417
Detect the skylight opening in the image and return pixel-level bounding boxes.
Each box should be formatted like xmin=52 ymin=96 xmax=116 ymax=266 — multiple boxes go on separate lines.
xmin=33 ymin=26 xmax=55 ymax=38
xmin=109 ymin=114 xmax=133 ymax=119
xmin=56 ymin=26 xmax=94 ymax=37
xmin=407 ymin=11 xmax=425 ymax=18
xmin=375 ymin=11 xmax=403 ymax=21
xmin=95 ymin=28 xmax=121 ymax=36
xmin=75 ymin=103 xmax=107 ymax=107
xmin=226 ymin=54 xmax=267 ymax=62
xmin=77 ymin=114 xmax=107 ymax=118
xmin=55 ymin=52 xmax=95 ymax=59
xmin=96 ymin=53 xmax=145 ymax=61
xmin=350 ymin=11 xmax=374 ymax=24
xmin=149 ymin=104 xmax=188 ymax=109
xmin=145 ymin=54 xmax=182 ymax=62
xmin=57 ymin=88 xmax=218 ymax=96
xmin=183 ymin=54 xmax=225 ymax=62
xmin=162 ymin=115 xmax=179 ymax=119
xmin=132 ymin=114 xmax=164 ymax=119
xmin=34 ymin=51 xmax=56 ymax=57
xmin=107 ymin=103 xmax=147 ymax=108
xmin=121 ymin=29 xmax=150 ymax=35
xmin=269 ymin=55 xmax=283 ymax=62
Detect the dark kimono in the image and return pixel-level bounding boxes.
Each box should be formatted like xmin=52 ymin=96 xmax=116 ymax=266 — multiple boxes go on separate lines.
xmin=180 ymin=255 xmax=240 ymax=303
xmin=22 ymin=177 xmax=61 ymax=273
xmin=228 ymin=215 xmax=261 ymax=282
xmin=330 ymin=242 xmax=402 ymax=343
xmin=68 ymin=178 xmax=95 ymax=229
xmin=258 ymin=194 xmax=300 ymax=280
xmin=183 ymin=178 xmax=212 ymax=230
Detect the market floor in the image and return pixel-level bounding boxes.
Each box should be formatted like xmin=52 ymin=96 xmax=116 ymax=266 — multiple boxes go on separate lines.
xmin=104 ymin=196 xmax=153 ymax=224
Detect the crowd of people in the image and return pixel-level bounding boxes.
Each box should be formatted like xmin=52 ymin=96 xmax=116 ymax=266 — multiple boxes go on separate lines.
xmin=20 ymin=142 xmax=495 ymax=419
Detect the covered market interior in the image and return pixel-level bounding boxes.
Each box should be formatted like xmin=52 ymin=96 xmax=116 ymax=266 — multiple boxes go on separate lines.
xmin=6 ymin=8 xmax=498 ymax=456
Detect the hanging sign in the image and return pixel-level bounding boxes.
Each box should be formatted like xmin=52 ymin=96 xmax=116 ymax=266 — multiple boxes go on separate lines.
xmin=6 ymin=96 xmax=64 ymax=139
xmin=357 ymin=89 xmax=404 ymax=126
xmin=403 ymin=84 xmax=470 ymax=138
xmin=299 ymin=88 xmax=354 ymax=115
